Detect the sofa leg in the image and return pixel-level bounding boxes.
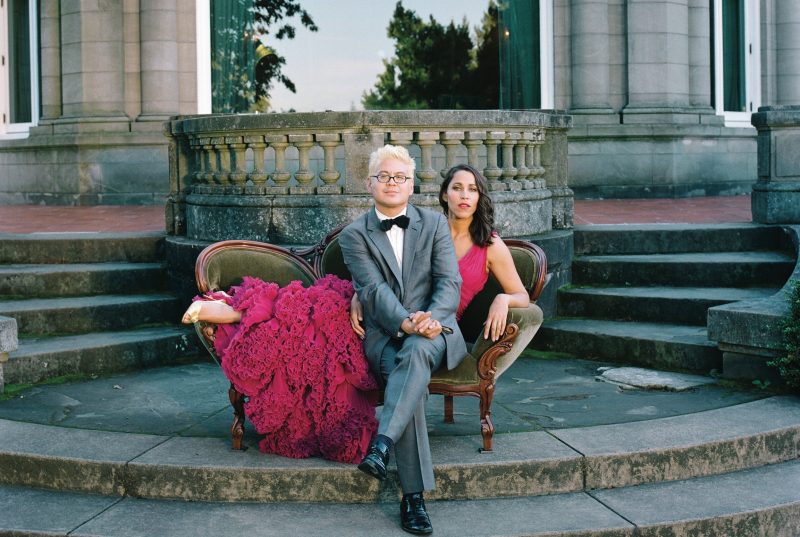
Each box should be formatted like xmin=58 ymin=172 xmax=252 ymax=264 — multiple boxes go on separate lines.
xmin=479 ymin=381 xmax=495 ymax=452
xmin=480 ymin=414 xmax=494 ymax=453
xmin=229 ymin=383 xmax=246 ymax=451
xmin=444 ymin=395 xmax=454 ymax=423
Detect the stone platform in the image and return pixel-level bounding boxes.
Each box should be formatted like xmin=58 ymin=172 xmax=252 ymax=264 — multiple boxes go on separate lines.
xmin=1 ymin=352 xmax=799 ymax=536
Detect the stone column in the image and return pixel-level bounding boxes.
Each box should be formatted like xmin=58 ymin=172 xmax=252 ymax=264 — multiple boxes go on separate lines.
xmin=775 ymin=2 xmax=800 ymax=104
xmin=688 ymin=0 xmax=713 ymax=110
xmin=623 ymin=0 xmax=691 ymax=122
xmin=60 ymin=0 xmax=128 ymax=127
xmin=570 ymin=0 xmax=614 ymax=121
xmin=39 ymin=2 xmax=62 ymax=120
xmin=751 ymin=106 xmax=800 ymax=224
xmin=138 ymin=0 xmax=179 ymax=123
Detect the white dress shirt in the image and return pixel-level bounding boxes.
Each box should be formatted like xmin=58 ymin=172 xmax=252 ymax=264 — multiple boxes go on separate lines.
xmin=375 ymin=207 xmax=406 ymax=276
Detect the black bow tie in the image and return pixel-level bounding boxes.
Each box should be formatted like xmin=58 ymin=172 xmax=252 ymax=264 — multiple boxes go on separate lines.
xmin=379 ymin=215 xmax=410 ymax=231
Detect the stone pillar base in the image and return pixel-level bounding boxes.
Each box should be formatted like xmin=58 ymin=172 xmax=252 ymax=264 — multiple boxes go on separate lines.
xmin=752 ymin=183 xmax=800 ymax=224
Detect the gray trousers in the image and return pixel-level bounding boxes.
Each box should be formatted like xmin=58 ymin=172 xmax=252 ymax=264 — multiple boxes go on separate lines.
xmin=373 ymin=335 xmax=446 ymax=493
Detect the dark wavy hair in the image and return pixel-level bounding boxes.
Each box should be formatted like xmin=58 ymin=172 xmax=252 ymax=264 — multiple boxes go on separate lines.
xmin=439 ymin=164 xmax=495 ymax=247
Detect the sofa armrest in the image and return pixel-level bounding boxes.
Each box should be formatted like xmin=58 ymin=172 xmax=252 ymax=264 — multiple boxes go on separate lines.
xmin=470 ymin=303 xmax=544 ymax=380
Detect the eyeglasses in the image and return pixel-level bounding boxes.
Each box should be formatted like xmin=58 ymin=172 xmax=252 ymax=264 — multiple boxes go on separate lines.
xmin=371 ymin=173 xmax=412 ymax=184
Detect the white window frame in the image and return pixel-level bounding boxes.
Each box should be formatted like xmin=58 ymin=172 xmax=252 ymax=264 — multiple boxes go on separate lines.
xmin=539 ymin=0 xmax=554 ymax=109
xmin=713 ymin=0 xmax=760 ymax=128
xmin=0 ymin=0 xmax=39 ymax=139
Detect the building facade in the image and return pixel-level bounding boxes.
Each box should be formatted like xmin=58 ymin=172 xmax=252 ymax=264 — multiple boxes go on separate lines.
xmin=500 ymin=0 xmax=800 ymax=198
xmin=1 ymin=0 xmax=798 ymax=204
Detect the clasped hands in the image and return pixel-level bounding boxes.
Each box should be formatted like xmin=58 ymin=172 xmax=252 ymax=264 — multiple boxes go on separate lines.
xmin=349 ymin=294 xmax=445 ymax=340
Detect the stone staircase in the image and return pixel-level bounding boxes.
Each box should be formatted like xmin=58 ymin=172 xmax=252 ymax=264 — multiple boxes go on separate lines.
xmin=0 ymin=232 xmax=200 ymax=385
xmin=534 ymin=224 xmax=797 ymax=375
xmin=1 ymin=225 xmax=799 ymax=536
xmin=1 ymin=391 xmax=799 ymax=536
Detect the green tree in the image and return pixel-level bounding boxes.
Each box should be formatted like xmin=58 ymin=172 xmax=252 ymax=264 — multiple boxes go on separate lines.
xmin=212 ymin=0 xmax=317 ymax=113
xmin=470 ymin=1 xmax=500 ymax=109
xmin=363 ymin=2 xmax=498 ymax=110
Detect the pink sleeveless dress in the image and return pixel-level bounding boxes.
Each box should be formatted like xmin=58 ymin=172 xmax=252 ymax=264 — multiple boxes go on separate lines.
xmin=457 ymin=244 xmax=489 ymax=320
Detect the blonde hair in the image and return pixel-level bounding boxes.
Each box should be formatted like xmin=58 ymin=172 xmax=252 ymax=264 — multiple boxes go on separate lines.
xmin=368 ymin=144 xmax=416 ymax=177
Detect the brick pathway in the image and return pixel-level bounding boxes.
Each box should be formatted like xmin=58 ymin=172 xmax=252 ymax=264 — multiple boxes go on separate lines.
xmin=0 ymin=195 xmax=752 ymax=234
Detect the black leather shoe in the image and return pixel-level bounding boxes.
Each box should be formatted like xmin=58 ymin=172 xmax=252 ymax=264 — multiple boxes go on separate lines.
xmin=400 ymin=492 xmax=433 ymax=535
xmin=358 ymin=437 xmax=390 ymax=480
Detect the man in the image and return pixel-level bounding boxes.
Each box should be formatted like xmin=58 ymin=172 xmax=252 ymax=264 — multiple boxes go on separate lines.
xmin=339 ymin=144 xmax=466 ymax=535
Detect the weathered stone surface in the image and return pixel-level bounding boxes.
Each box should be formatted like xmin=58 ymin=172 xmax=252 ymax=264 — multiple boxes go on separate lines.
xmin=0 ymin=232 xmax=164 ymax=264
xmin=0 ymin=316 xmax=17 ymax=354
xmin=594 ymin=460 xmax=800 ymax=537
xmin=0 ymin=419 xmax=166 ymax=495
xmin=5 ymin=326 xmax=199 ymax=384
xmin=553 ymin=396 xmax=800 ymax=489
xmin=597 ymin=367 xmax=715 ymax=391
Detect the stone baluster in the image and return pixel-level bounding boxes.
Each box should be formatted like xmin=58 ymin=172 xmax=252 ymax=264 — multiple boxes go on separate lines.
xmin=464 ymin=131 xmax=485 ymax=170
xmin=484 ymin=132 xmax=504 ymax=189
xmin=415 ymin=132 xmax=439 ymax=192
xmin=245 ymin=135 xmax=268 ymax=186
xmin=191 ymin=138 xmax=206 ymax=184
xmin=227 ymin=136 xmax=247 ymax=186
xmin=289 ymin=134 xmax=316 ymax=195
xmin=389 ymin=131 xmax=414 ymax=148
xmin=265 ymin=135 xmax=290 ymax=193
xmin=440 ymin=132 xmax=465 ymax=177
xmin=501 ymin=132 xmax=520 ymax=190
xmin=516 ymin=132 xmax=532 ymax=188
xmin=290 ymin=135 xmax=316 ymax=194
xmin=529 ymin=129 xmax=546 ymax=189
xmin=316 ymin=133 xmax=342 ymax=194
xmin=199 ymin=138 xmax=215 ymax=184
xmin=211 ymin=137 xmax=231 ymax=185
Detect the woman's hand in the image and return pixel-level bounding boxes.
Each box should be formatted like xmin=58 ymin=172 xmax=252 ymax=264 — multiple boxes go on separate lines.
xmin=180 ymin=300 xmax=241 ymax=324
xmin=182 ymin=301 xmax=203 ymax=324
xmin=350 ymin=294 xmax=366 ymax=339
xmin=484 ymin=294 xmax=511 ymax=341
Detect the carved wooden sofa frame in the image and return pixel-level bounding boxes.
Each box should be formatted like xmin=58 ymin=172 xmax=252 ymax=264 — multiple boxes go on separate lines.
xmin=192 ymin=226 xmax=547 ymax=453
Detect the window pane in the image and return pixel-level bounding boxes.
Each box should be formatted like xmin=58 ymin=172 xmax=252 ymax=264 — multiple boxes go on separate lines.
xmin=499 ymin=0 xmax=540 ymax=109
xmin=210 ymin=0 xmax=262 ymax=113
xmin=722 ymin=0 xmax=746 ymax=112
xmin=8 ymin=0 xmax=32 ymax=123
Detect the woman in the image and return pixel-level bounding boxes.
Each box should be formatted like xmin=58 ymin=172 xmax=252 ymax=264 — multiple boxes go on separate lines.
xmin=182 ymin=275 xmax=378 ymax=464
xmin=351 ymin=163 xmax=530 ymax=344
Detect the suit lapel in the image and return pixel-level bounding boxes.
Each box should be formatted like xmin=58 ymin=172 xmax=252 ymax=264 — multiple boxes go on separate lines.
xmin=366 ymin=209 xmax=404 ymax=291
xmin=401 ymin=205 xmax=421 ymax=291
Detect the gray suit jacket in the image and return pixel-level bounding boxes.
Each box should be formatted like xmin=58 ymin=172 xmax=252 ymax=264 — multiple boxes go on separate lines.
xmin=339 ymin=204 xmax=467 ymax=370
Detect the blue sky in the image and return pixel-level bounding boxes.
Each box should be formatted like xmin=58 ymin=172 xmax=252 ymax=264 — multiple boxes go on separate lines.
xmin=268 ymin=0 xmax=489 ymax=112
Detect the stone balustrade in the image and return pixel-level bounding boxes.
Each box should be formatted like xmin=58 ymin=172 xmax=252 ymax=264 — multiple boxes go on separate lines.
xmin=164 ymin=110 xmax=572 ymax=244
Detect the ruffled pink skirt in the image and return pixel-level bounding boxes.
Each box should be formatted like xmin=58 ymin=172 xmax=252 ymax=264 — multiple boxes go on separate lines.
xmin=210 ymin=275 xmax=378 ymax=463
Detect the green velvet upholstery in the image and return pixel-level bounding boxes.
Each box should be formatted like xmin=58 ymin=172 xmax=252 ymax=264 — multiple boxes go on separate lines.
xmin=200 ymin=243 xmax=317 ymax=293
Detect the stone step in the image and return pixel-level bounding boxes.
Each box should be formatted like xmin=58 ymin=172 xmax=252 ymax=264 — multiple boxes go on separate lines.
xmin=0 ymin=294 xmax=180 ymax=336
xmin=0 ymin=232 xmax=164 ymax=264
xmin=1 ymin=453 xmax=798 ymax=536
xmin=4 ymin=326 xmax=200 ymax=384
xmin=0 ymin=262 xmax=166 ymax=298
xmin=572 ymin=251 xmax=795 ymax=287
xmin=533 ymin=319 xmax=722 ymax=372
xmin=0 ymin=396 xmax=797 ymax=502
xmin=573 ymin=223 xmax=789 ymax=255
xmin=558 ymin=286 xmax=778 ymax=326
